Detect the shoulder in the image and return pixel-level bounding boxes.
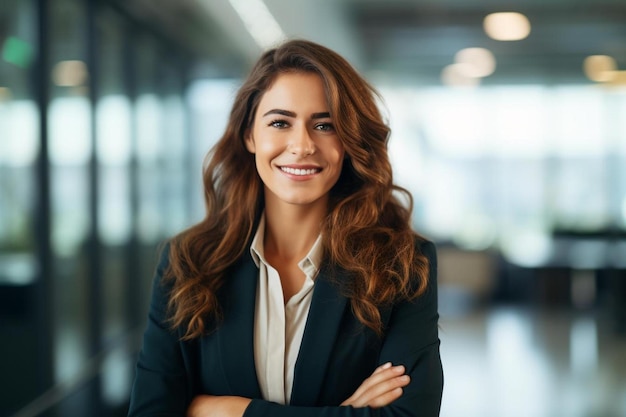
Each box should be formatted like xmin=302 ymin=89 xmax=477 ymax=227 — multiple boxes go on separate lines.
xmin=148 ymin=241 xmax=175 ymax=305
xmin=415 ymin=236 xmax=437 ymax=271
xmin=156 ymin=241 xmax=172 ymax=272
xmin=409 ymin=235 xmax=438 ymax=298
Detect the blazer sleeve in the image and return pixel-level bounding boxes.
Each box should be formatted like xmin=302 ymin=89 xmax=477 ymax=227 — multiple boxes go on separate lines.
xmin=127 ymin=244 xmax=192 ymax=417
xmin=243 ymin=240 xmax=444 ymax=417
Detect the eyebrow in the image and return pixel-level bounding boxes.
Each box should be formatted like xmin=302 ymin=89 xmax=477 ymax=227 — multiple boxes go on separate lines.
xmin=262 ymin=109 xmax=331 ymax=119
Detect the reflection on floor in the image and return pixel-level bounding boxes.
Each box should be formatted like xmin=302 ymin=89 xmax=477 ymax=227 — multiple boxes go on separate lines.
xmin=439 ymin=306 xmax=626 ymax=417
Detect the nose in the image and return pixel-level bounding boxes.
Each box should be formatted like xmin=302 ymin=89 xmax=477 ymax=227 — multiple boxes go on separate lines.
xmin=289 ymin=125 xmax=315 ymax=156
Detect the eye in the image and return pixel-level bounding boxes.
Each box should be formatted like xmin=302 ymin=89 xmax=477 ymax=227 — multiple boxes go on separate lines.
xmin=268 ymin=119 xmax=289 ymax=129
xmin=314 ymin=122 xmax=335 ymax=132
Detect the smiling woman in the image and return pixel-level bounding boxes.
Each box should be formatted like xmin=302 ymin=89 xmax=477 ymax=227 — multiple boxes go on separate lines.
xmin=128 ymin=39 xmax=443 ymax=417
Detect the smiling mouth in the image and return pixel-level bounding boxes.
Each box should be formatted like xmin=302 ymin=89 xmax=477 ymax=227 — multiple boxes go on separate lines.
xmin=280 ymin=166 xmax=321 ymax=176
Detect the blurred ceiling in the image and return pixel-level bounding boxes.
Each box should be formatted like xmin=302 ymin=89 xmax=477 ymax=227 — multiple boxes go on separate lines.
xmin=122 ymin=0 xmax=626 ymax=85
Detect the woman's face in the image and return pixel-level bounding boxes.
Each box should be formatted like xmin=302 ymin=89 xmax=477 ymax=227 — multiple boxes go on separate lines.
xmin=245 ymin=72 xmax=345 ymax=212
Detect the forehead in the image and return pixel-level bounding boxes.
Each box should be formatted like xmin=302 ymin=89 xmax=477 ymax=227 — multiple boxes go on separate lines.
xmin=256 ymin=72 xmax=328 ymax=112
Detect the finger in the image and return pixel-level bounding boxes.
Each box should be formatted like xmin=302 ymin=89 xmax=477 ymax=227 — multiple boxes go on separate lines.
xmin=354 ymin=381 xmax=407 ymax=408
xmin=341 ymin=364 xmax=408 ymax=407
xmin=373 ymin=362 xmax=392 ymax=375
xmin=348 ymin=374 xmax=410 ymax=408
xmin=368 ymin=387 xmax=404 ymax=409
xmin=348 ymin=365 xmax=405 ymax=401
xmin=362 ymin=374 xmax=410 ymax=401
xmin=355 ymin=365 xmax=406 ymax=394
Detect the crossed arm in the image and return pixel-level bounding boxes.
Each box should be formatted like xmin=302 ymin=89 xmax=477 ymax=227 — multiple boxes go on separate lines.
xmin=188 ymin=362 xmax=411 ymax=417
xmin=128 ymin=241 xmax=442 ymax=417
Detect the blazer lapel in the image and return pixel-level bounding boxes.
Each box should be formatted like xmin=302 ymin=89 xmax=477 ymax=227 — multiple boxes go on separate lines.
xmin=290 ymin=265 xmax=348 ymax=405
xmin=217 ymin=255 xmax=263 ymax=398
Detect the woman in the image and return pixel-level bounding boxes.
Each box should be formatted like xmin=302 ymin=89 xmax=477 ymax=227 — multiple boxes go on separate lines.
xmin=128 ymin=39 xmax=443 ymax=417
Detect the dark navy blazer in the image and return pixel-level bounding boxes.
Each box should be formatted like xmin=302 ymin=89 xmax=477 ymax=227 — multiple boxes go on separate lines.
xmin=128 ymin=240 xmax=443 ymax=416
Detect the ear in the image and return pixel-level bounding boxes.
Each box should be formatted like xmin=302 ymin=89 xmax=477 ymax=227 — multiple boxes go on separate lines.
xmin=244 ymin=129 xmax=256 ymax=154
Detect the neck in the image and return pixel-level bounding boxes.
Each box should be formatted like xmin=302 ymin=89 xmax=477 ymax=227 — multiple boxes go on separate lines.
xmin=263 ymin=200 xmax=326 ymax=261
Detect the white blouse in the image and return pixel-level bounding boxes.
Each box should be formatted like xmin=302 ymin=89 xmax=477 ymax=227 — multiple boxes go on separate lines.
xmin=249 ymin=216 xmax=323 ymax=404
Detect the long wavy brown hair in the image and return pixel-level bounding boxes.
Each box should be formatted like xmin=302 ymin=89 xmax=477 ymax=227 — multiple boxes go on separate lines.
xmin=166 ymin=39 xmax=430 ymax=340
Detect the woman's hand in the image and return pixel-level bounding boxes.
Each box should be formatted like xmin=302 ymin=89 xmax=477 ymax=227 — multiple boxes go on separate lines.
xmin=186 ymin=362 xmax=408 ymax=415
xmin=187 ymin=394 xmax=251 ymax=417
xmin=341 ymin=362 xmax=410 ymax=408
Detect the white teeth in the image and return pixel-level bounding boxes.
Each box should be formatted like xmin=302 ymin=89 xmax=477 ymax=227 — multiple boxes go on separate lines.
xmin=280 ymin=167 xmax=319 ymax=176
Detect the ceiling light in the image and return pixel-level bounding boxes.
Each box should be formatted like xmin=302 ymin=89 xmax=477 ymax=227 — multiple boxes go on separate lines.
xmin=454 ymin=48 xmax=496 ymax=77
xmin=52 ymin=60 xmax=88 ymax=87
xmin=484 ymin=12 xmax=531 ymax=41
xmin=583 ymin=55 xmax=617 ymax=82
xmin=441 ymin=64 xmax=481 ymax=88
xmin=605 ymin=70 xmax=626 ymax=86
xmin=228 ymin=0 xmax=286 ymax=50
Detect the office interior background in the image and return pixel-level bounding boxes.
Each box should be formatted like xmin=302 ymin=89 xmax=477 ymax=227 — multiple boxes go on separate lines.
xmin=1 ymin=0 xmax=625 ymax=416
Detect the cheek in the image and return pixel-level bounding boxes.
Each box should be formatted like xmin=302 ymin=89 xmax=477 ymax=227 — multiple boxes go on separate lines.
xmin=327 ymin=151 xmax=345 ymax=179
xmin=254 ymin=135 xmax=283 ymax=156
xmin=331 ymin=143 xmax=346 ymax=167
xmin=334 ymin=151 xmax=345 ymax=166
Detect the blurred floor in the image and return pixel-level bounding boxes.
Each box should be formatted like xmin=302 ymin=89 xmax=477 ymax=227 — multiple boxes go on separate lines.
xmin=439 ymin=305 xmax=626 ymax=417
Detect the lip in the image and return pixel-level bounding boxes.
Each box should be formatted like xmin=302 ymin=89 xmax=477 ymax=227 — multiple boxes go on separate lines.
xmin=280 ymin=164 xmax=321 ymax=169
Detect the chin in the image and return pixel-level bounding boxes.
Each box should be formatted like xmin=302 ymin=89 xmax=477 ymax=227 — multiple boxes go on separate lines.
xmin=278 ymin=193 xmax=326 ymax=207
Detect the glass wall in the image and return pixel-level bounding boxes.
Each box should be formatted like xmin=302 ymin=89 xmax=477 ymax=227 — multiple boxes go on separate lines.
xmin=0 ymin=1 xmax=195 ymax=415
xmin=0 ymin=0 xmax=40 ymax=414
xmin=48 ymin=4 xmax=92 ymax=412
xmin=0 ymin=0 xmax=38 ymax=263
xmin=381 ymin=84 xmax=626 ymax=260
xmin=96 ymin=7 xmax=134 ymax=410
